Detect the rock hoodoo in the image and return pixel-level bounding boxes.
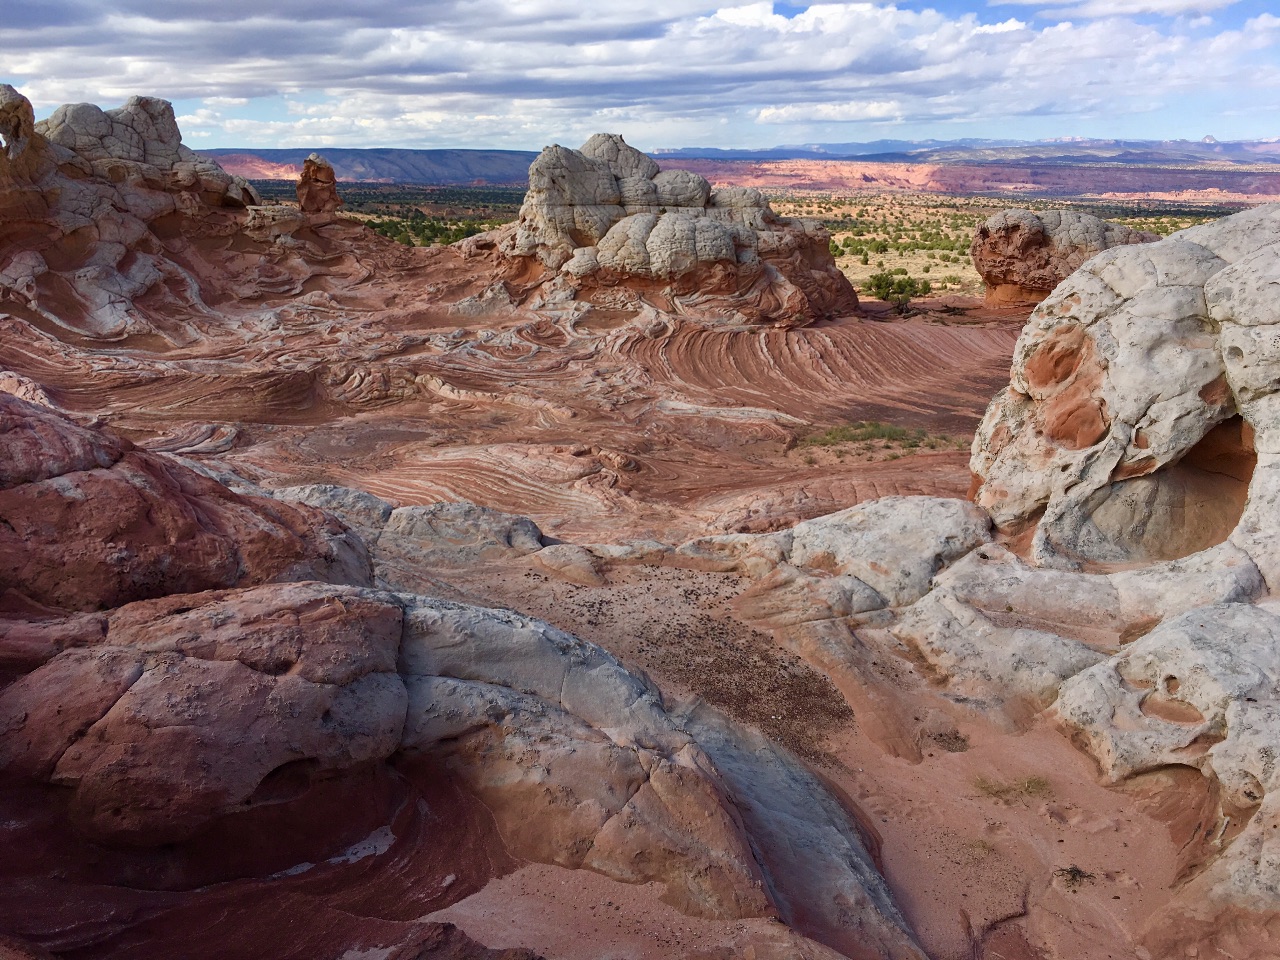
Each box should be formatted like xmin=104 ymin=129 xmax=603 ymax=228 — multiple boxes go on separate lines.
xmin=296 ymin=152 xmax=342 ymax=214
xmin=478 ymin=133 xmax=857 ymax=327
xmin=971 ymin=208 xmax=1158 ymax=304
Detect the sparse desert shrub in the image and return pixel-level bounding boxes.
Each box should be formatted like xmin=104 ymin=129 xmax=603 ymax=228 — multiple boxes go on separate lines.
xmin=802 ymin=421 xmax=919 ymax=446
xmin=863 ymin=272 xmax=932 ymax=312
xmin=1054 ymin=865 xmax=1096 ymax=891
xmin=974 ymin=774 xmax=1051 ymax=802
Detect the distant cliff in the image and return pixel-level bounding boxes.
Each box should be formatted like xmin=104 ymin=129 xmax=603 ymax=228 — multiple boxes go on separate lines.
xmin=200 ymin=147 xmax=539 ymax=184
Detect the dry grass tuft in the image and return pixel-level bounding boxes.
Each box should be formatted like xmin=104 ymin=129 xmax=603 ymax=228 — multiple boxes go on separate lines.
xmin=973 ymin=774 xmax=1051 ymax=802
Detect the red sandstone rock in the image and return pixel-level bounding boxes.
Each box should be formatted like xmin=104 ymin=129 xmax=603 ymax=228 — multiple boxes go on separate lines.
xmin=0 ymin=394 xmax=370 ymax=611
xmin=0 ymin=582 xmax=405 ymax=844
xmin=297 ymin=152 xmax=342 ymax=215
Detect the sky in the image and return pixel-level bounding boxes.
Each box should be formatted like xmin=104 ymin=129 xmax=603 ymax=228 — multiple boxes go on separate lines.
xmin=3 ymin=1 xmax=1279 ymax=152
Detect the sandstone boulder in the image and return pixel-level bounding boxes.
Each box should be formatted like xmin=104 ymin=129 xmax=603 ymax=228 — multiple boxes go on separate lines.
xmin=971 ymin=208 xmax=1158 ymax=304
xmin=674 ymin=496 xmax=991 ymax=608
xmin=270 ymin=487 xmax=547 ymax=590
xmin=579 ymin=132 xmax=660 ymax=180
xmin=0 ymin=582 xmax=407 ymax=843
xmin=887 ymin=540 xmax=1263 ymax=714
xmin=37 ymin=94 xmax=259 ymax=208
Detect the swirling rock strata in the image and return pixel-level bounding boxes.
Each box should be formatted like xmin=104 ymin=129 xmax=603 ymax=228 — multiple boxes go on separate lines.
xmin=0 ymin=398 xmax=924 ymax=960
xmin=0 ymin=86 xmax=266 ymax=341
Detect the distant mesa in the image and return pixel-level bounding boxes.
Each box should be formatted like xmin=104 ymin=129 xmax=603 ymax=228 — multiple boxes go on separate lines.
xmin=202 ymin=145 xmax=539 ymax=185
xmin=970 ymin=208 xmax=1158 ymax=305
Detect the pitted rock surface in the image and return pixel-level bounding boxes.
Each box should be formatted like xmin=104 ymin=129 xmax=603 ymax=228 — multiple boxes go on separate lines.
xmin=970 ymin=206 xmax=1280 ymax=572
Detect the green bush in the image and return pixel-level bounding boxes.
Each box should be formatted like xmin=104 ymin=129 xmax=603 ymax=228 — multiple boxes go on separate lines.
xmin=863 ymin=272 xmax=932 ymax=312
xmin=802 ymin=421 xmax=923 ymax=446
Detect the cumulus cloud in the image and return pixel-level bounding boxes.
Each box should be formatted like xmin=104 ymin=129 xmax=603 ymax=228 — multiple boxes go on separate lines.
xmin=1 ymin=1 xmax=1276 ymax=148
xmin=994 ymin=0 xmax=1240 ymax=13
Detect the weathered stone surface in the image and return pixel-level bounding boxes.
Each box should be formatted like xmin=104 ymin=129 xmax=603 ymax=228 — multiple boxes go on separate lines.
xmin=296 ymin=152 xmax=342 ymax=214
xmin=1054 ymin=603 xmax=1280 ymax=798
xmin=399 ymin=608 xmax=769 ymax=920
xmin=0 ymin=86 xmax=35 ymax=161
xmin=0 ymin=394 xmax=370 ymax=611
xmin=271 ymin=483 xmax=394 ymax=545
xmin=500 ymin=133 xmax=857 ymax=326
xmin=971 ymin=208 xmax=1158 ymax=304
xmin=37 ymin=94 xmax=259 ymax=207
xmin=0 ymin=86 xmax=263 ymax=341
xmin=945 ymin=205 xmax=1280 ymax=947
xmin=4 ymin=583 xmax=405 ymax=843
xmin=579 ymin=132 xmax=659 ymax=180
xmin=1048 ymin=601 xmax=1280 ymax=943
xmin=969 ymin=212 xmax=1280 ymax=570
xmin=673 ymin=496 xmax=991 ymax=620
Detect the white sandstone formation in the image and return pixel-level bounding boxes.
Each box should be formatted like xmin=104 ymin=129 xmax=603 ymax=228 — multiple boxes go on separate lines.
xmin=908 ymin=205 xmax=1280 ymax=945
xmin=0 ymin=86 xmax=258 ymax=341
xmin=581 ymin=204 xmax=1280 ymax=950
xmin=483 ymin=133 xmax=857 ymax=327
xmin=970 ymin=207 xmax=1280 ymax=572
xmin=36 ymin=95 xmax=259 ymax=207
